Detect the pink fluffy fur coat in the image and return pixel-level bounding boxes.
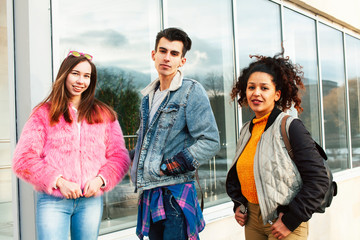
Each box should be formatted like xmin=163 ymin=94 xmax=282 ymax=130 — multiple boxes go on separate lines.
xmin=13 ymin=103 xmax=130 ymax=198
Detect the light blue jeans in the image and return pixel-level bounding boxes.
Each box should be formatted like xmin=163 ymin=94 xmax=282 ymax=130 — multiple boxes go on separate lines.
xmin=36 ymin=192 xmax=103 ymax=240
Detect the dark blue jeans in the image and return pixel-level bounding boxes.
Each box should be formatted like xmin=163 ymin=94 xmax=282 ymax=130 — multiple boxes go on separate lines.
xmin=148 ymin=188 xmax=188 ymax=240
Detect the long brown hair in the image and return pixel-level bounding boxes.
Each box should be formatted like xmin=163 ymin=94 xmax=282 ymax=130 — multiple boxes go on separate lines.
xmin=37 ymin=54 xmax=116 ymax=125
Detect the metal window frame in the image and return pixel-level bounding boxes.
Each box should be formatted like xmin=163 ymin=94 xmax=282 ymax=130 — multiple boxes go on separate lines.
xmin=231 ymin=0 xmax=241 ymax=139
xmin=12 ymin=0 xmax=53 ymax=239
xmin=315 ymin=19 xmax=326 ymax=148
xmin=343 ymin=32 xmax=353 ymax=168
xmin=6 ymin=0 xmax=19 ymax=239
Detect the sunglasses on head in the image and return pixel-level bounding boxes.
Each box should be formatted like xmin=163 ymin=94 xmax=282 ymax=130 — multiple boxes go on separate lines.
xmin=67 ymin=51 xmax=93 ymax=61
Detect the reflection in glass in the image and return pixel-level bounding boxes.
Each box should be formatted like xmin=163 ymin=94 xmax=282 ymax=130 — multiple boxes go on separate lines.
xmin=53 ymin=0 xmax=160 ymax=234
xmin=236 ymin=0 xmax=282 ymax=123
xmin=0 ymin=0 xmax=13 ymax=238
xmin=0 ymin=167 xmax=12 ymax=240
xmin=346 ymin=35 xmax=360 ymax=168
xmin=165 ymin=0 xmax=236 ymax=206
xmin=318 ymin=23 xmax=348 ymax=171
xmin=283 ymin=8 xmax=321 ymax=143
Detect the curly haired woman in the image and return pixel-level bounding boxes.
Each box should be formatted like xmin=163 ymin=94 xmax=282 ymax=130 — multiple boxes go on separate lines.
xmin=226 ymin=52 xmax=329 ymax=240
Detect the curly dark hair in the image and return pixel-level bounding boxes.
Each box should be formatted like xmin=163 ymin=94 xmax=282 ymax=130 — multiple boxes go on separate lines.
xmin=231 ymin=51 xmax=305 ymax=113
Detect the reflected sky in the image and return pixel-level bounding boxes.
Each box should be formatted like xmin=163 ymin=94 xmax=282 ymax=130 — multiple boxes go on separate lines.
xmin=54 ymin=0 xmax=233 ymax=78
xmin=53 ymin=0 xmax=352 ymax=86
xmin=236 ymin=0 xmax=282 ymax=68
xmin=283 ymin=7 xmax=318 ymax=83
xmin=283 ymin=7 xmax=320 ymax=141
xmin=346 ymin=34 xmax=360 ymax=80
xmin=318 ymin=23 xmax=346 ymax=84
xmin=53 ymin=0 xmax=160 ymax=74
xmin=165 ymin=0 xmax=234 ymax=78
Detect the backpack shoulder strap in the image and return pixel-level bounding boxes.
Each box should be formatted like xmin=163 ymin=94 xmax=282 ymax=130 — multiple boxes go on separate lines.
xmin=281 ymin=115 xmax=294 ymax=159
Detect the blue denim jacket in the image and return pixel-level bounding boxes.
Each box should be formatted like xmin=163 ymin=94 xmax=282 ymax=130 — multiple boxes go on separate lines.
xmin=130 ymin=71 xmax=220 ymax=191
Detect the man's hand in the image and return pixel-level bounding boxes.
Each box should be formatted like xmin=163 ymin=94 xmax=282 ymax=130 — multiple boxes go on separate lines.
xmin=161 ymin=151 xmax=195 ymax=176
xmin=83 ymin=176 xmax=104 ymax=198
xmin=271 ymin=212 xmax=291 ymax=239
xmin=56 ymin=177 xmax=83 ymax=199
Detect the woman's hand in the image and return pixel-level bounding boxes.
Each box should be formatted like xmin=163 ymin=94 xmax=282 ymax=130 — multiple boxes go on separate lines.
xmin=56 ymin=177 xmax=83 ymax=199
xmin=271 ymin=212 xmax=291 ymax=239
xmin=83 ymin=176 xmax=104 ymax=198
xmin=234 ymin=206 xmax=248 ymax=226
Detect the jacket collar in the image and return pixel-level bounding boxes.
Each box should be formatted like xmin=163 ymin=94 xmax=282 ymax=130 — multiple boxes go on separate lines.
xmin=141 ymin=70 xmax=184 ymax=96
xmin=249 ymin=107 xmax=282 ymax=132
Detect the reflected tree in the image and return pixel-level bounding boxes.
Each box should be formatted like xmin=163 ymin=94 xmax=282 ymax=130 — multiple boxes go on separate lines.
xmin=349 ymin=79 xmax=360 ymax=139
xmin=322 ymin=83 xmax=347 ymax=142
xmin=322 ymin=81 xmax=349 ymax=169
xmin=197 ymin=72 xmax=230 ymax=202
xmin=95 ymin=67 xmax=141 ymax=150
xmin=202 ymin=72 xmax=226 ymax=153
xmin=298 ymin=81 xmax=314 ymax=137
xmin=203 ymin=72 xmax=224 ymax=98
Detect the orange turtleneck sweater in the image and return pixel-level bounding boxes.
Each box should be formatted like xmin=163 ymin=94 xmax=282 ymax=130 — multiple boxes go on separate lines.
xmin=236 ymin=112 xmax=270 ymax=204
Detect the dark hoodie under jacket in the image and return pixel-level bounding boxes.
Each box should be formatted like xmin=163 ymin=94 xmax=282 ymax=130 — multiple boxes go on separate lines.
xmin=226 ymin=107 xmax=329 ymax=231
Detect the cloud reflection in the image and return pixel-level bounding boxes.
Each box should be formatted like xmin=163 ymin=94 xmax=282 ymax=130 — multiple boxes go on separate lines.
xmin=62 ymin=29 xmax=128 ymax=47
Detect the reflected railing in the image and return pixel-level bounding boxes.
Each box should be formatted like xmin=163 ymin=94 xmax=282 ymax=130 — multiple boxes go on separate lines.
xmin=100 ymin=135 xmax=138 ymax=234
xmin=124 ymin=135 xmax=137 ymax=152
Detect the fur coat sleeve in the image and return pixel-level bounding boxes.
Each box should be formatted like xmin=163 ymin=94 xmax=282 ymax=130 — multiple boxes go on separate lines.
xmin=12 ymin=106 xmax=62 ymax=194
xmin=98 ymin=119 xmax=130 ymax=193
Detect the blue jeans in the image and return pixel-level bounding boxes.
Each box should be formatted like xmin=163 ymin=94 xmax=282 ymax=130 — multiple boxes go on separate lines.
xmin=148 ymin=188 xmax=187 ymax=240
xmin=36 ymin=192 xmax=103 ymax=240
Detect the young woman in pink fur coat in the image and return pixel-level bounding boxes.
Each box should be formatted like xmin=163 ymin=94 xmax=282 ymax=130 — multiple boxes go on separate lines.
xmin=12 ymin=51 xmax=130 ymax=240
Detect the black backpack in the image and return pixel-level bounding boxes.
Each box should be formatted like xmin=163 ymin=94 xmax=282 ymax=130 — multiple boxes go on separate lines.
xmin=281 ymin=115 xmax=338 ymax=213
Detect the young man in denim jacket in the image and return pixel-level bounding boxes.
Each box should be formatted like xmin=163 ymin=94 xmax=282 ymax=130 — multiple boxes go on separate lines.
xmin=131 ymin=27 xmax=220 ymax=240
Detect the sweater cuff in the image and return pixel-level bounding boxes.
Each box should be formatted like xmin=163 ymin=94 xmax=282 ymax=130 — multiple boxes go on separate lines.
xmin=53 ymin=175 xmax=63 ymax=189
xmin=281 ymin=211 xmax=303 ymax=232
xmin=181 ymin=149 xmax=199 ymax=169
xmin=97 ymin=174 xmax=107 ymax=188
xmin=233 ymin=202 xmax=241 ymax=213
xmin=174 ymin=151 xmax=196 ymax=171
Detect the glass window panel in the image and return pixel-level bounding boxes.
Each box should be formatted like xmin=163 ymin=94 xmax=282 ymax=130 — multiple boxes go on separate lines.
xmin=346 ymin=34 xmax=360 ymax=168
xmin=236 ymin=0 xmax=282 ymax=123
xmin=52 ymin=0 xmax=160 ymax=234
xmin=165 ymin=0 xmax=236 ymax=206
xmin=0 ymin=168 xmax=13 ymax=240
xmin=0 ymin=2 xmax=10 ymax=141
xmin=0 ymin=0 xmax=13 ymax=238
xmin=0 ymin=0 xmax=10 ymax=140
xmin=283 ymin=8 xmax=321 ymax=143
xmin=0 ymin=143 xmax=11 ymax=167
xmin=0 ymin=81 xmax=10 ymax=140
xmin=318 ymin=23 xmax=348 ymax=171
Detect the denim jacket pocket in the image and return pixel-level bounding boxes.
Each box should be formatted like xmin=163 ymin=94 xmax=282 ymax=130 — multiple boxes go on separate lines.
xmin=158 ymin=104 xmax=180 ymax=129
xmin=148 ymin=154 xmax=164 ymax=178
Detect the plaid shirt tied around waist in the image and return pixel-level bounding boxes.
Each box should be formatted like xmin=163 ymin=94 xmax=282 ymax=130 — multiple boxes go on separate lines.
xmin=136 ymin=182 xmax=205 ymax=240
